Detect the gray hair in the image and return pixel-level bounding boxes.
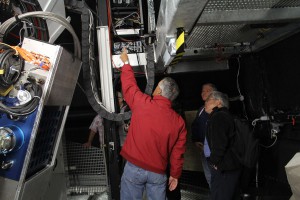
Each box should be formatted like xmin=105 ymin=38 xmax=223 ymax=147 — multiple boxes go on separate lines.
xmin=159 ymin=77 xmax=179 ymax=101
xmin=203 ymin=83 xmax=218 ymax=91
xmin=208 ymin=91 xmax=229 ymax=108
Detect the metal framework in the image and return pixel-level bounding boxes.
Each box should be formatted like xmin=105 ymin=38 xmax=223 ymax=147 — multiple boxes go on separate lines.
xmin=155 ymin=0 xmax=300 ymax=70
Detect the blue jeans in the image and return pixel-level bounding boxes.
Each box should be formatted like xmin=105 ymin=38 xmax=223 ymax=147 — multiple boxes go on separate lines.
xmin=201 ymin=152 xmax=211 ymax=188
xmin=121 ymin=162 xmax=167 ymax=200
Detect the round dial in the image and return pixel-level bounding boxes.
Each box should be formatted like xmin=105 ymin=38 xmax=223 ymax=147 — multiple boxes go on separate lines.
xmin=0 ymin=127 xmax=16 ymax=154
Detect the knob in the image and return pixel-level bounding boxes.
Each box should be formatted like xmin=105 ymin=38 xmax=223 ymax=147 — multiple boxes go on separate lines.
xmin=0 ymin=126 xmax=24 ymax=154
xmin=0 ymin=128 xmax=15 ymax=154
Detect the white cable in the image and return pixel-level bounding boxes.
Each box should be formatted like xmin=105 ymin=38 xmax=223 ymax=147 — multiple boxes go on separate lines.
xmin=114 ymin=12 xmax=140 ymax=28
xmin=252 ymin=116 xmax=270 ymax=126
xmin=236 ymin=56 xmax=248 ymax=119
xmin=0 ymin=11 xmax=81 ymax=58
xmin=259 ymin=135 xmax=277 ymax=148
xmin=252 ymin=118 xmax=260 ymax=126
xmin=144 ymin=65 xmax=148 ymax=81
xmin=236 ymin=56 xmax=242 ymax=96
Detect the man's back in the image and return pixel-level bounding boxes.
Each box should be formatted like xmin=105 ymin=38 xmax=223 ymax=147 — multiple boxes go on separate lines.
xmin=120 ymin=64 xmax=186 ymax=179
xmin=121 ymin=94 xmax=186 ymax=177
xmin=119 ymin=48 xmax=187 ymax=199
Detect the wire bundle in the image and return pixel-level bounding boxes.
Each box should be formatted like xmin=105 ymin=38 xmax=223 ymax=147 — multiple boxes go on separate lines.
xmin=0 ymin=81 xmax=42 ymax=117
xmin=114 ymin=12 xmax=141 ymax=28
xmin=0 ymin=47 xmax=23 ymax=88
xmin=0 ymin=11 xmax=81 ymax=58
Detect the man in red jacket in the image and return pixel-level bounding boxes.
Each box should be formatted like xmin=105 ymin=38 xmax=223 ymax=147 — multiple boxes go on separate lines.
xmin=119 ymin=49 xmax=187 ymax=200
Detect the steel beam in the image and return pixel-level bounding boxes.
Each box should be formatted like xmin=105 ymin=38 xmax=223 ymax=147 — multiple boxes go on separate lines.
xmin=155 ymin=0 xmax=210 ymax=66
xmin=252 ymin=22 xmax=300 ymax=52
xmin=197 ymin=7 xmax=300 ymax=25
xmin=167 ymin=59 xmax=229 ymax=74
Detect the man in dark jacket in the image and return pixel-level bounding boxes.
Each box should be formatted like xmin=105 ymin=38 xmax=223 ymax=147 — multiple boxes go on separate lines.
xmin=204 ymin=91 xmax=241 ymax=200
xmin=191 ymin=83 xmax=217 ymax=188
xmin=119 ymin=48 xmax=187 ymax=200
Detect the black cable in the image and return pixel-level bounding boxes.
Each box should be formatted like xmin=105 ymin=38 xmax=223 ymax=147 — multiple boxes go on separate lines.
xmin=0 ymin=48 xmax=23 ymax=87
xmin=4 ymin=19 xmax=36 ymax=40
xmin=0 ymin=81 xmax=42 ymax=116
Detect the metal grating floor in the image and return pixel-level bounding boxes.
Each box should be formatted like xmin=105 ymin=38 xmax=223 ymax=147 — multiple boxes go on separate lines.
xmin=180 ymin=184 xmax=210 ymax=200
xmin=64 ymin=142 xmax=109 ymax=195
xmin=67 ymin=192 xmax=109 ymax=200
xmin=66 ymin=185 xmax=209 ymax=200
xmin=63 ymin=142 xmax=210 ymax=199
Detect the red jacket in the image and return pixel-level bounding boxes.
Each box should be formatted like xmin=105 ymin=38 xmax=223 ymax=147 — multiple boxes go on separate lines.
xmin=120 ymin=64 xmax=187 ymax=178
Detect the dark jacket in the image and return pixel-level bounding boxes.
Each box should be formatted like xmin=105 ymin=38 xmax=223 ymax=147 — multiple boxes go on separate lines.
xmin=206 ymin=107 xmax=240 ymax=171
xmin=191 ymin=106 xmax=209 ymax=143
